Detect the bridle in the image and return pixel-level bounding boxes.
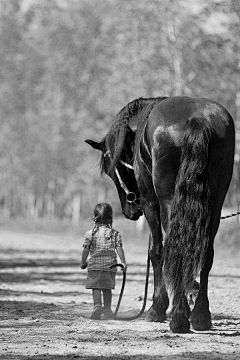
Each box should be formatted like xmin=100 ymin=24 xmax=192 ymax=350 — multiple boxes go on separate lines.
xmin=104 ymin=150 xmax=139 ymax=205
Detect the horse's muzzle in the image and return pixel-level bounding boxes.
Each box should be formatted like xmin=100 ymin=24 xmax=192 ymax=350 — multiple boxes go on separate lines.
xmin=123 ymin=204 xmax=143 ymax=221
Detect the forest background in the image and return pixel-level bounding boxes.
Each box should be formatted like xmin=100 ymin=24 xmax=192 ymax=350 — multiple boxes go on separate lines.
xmin=0 ymin=0 xmax=240 ymax=226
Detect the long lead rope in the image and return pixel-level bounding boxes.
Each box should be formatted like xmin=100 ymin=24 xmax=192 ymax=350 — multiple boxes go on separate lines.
xmin=110 ymin=209 xmax=239 ymax=321
xmin=111 ymin=242 xmax=151 ymax=321
xmin=110 ymin=263 xmax=126 ymax=316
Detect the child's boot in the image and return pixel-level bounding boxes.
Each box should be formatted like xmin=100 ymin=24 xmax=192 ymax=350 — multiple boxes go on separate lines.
xmin=91 ymin=289 xmax=103 ymax=320
xmin=103 ymin=289 xmax=114 ymax=320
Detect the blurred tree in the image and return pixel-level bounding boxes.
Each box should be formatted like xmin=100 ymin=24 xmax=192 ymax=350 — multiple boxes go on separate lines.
xmin=0 ymin=0 xmax=239 ymax=220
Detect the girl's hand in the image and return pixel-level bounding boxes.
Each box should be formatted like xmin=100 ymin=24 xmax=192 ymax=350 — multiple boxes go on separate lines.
xmin=121 ymin=263 xmax=127 ymax=272
xmin=81 ymin=262 xmax=88 ymax=269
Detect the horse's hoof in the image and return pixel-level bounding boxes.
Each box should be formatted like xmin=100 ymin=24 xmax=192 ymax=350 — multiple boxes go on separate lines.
xmin=190 ymin=310 xmax=212 ymax=331
xmin=146 ymin=309 xmax=166 ymax=322
xmin=170 ymin=313 xmax=190 ymax=333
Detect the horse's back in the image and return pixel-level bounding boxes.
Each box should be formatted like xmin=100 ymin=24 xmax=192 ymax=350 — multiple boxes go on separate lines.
xmin=146 ymin=96 xmax=235 ymax=204
xmin=148 ymin=96 xmax=234 ymax=139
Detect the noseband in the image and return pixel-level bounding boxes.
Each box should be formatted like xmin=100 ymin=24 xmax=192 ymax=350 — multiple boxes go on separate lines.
xmin=104 ymin=150 xmax=139 ymax=205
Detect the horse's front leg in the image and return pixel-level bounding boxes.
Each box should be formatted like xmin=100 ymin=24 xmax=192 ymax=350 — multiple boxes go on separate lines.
xmin=143 ymin=202 xmax=169 ymax=322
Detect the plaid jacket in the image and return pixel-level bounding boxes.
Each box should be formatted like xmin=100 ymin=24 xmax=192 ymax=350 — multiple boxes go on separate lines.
xmin=83 ymin=224 xmax=122 ymax=271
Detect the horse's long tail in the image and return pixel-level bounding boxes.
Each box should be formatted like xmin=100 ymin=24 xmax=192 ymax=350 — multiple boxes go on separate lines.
xmin=163 ymin=117 xmax=213 ymax=297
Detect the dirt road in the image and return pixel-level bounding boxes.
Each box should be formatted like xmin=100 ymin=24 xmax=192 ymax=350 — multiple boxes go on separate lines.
xmin=0 ymin=224 xmax=240 ymax=359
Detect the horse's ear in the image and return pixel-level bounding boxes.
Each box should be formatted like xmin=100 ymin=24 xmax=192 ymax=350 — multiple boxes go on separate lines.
xmin=85 ymin=139 xmax=103 ymax=151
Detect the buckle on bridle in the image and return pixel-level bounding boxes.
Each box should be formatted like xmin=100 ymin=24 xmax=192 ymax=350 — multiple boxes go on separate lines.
xmin=126 ymin=192 xmax=137 ymax=204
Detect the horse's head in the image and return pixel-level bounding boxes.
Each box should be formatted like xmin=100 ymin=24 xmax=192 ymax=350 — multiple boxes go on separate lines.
xmin=86 ymin=129 xmax=143 ymax=221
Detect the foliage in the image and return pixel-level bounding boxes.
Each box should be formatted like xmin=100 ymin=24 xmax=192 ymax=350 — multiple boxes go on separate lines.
xmin=0 ymin=0 xmax=239 ymax=220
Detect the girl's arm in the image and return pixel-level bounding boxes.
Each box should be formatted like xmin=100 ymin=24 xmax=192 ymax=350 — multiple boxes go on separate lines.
xmin=81 ymin=247 xmax=89 ymax=269
xmin=116 ymin=246 xmax=127 ymax=272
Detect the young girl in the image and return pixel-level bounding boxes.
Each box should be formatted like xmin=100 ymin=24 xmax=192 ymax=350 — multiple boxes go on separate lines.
xmin=81 ymin=203 xmax=127 ymax=320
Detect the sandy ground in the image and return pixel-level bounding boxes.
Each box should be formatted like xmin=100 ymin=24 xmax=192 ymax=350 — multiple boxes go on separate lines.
xmin=0 ymin=226 xmax=240 ymax=359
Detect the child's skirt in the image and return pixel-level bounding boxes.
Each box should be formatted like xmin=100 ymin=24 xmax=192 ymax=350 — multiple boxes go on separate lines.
xmin=86 ymin=270 xmax=116 ymax=289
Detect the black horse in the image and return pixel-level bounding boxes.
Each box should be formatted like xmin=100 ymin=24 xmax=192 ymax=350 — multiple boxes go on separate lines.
xmin=86 ymin=96 xmax=235 ymax=333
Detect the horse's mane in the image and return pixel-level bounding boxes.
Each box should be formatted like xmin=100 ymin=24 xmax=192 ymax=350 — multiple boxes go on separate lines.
xmin=100 ymin=96 xmax=167 ymax=173
xmin=133 ymin=100 xmax=164 ymax=163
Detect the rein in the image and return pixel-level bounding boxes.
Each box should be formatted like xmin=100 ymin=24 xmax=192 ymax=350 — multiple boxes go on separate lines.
xmin=110 ymin=208 xmax=239 ymax=322
xmin=119 ymin=160 xmax=134 ymax=170
xmin=105 ymin=146 xmax=240 ymax=220
xmin=109 ymin=209 xmax=239 ymax=322
xmin=220 ymin=211 xmax=240 ymax=220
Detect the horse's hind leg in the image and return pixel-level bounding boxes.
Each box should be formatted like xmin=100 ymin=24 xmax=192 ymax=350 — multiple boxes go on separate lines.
xmin=191 ymin=204 xmax=225 ymax=330
xmin=168 ymin=267 xmax=191 ymax=333
xmin=170 ymin=292 xmax=191 ymax=333
xmin=190 ymin=240 xmax=213 ymax=330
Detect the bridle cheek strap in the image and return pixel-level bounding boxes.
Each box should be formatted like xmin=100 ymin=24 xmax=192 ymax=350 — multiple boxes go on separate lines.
xmin=114 ymin=167 xmax=130 ymax=195
xmin=104 ymin=149 xmax=137 ymax=204
xmin=114 ymin=168 xmax=137 ymax=204
xmin=119 ymin=160 xmax=134 ymax=170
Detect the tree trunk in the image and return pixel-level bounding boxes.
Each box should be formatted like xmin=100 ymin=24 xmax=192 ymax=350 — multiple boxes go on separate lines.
xmin=72 ymin=193 xmax=81 ymax=224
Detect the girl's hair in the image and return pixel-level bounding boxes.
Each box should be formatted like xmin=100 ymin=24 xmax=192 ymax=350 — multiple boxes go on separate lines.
xmin=93 ymin=203 xmax=113 ymax=225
